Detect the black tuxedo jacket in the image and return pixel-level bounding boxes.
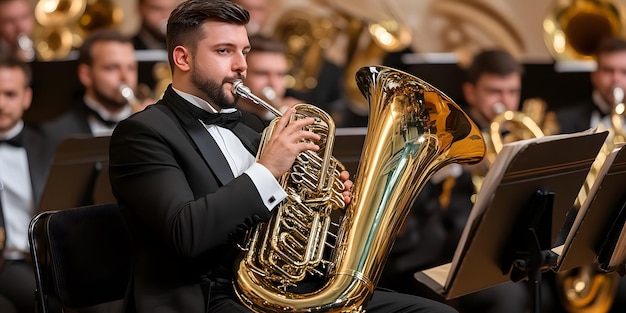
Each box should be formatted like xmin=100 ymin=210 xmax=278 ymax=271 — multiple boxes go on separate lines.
xmin=109 ymin=86 xmax=268 ymax=313
xmin=41 ymin=100 xmax=93 ymax=147
xmin=554 ymin=99 xmax=596 ymax=134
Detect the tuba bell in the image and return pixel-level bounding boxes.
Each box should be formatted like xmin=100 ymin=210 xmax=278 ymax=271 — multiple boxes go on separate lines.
xmin=543 ymin=0 xmax=625 ymax=62
xmin=232 ymin=66 xmax=485 ymax=312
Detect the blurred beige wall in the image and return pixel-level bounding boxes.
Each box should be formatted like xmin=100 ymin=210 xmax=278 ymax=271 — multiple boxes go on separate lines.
xmin=53 ymin=0 xmax=626 ymax=63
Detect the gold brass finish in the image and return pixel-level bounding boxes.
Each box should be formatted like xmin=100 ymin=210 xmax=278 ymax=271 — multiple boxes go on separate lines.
xmin=544 ymin=0 xmax=624 ymax=61
xmin=231 ymin=66 xmax=485 ymax=312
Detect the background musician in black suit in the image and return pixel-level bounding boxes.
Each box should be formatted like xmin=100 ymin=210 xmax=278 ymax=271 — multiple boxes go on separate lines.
xmin=43 ymin=29 xmax=150 ymax=146
xmin=0 ymin=0 xmax=35 ymax=62
xmin=556 ymin=37 xmax=626 ymax=134
xmin=0 ymin=53 xmax=52 ymax=313
xmin=108 ymin=0 xmax=458 ymax=312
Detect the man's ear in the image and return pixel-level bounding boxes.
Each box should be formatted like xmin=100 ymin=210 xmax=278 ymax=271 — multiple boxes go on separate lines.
xmin=22 ymin=87 xmax=32 ymax=111
xmin=77 ymin=63 xmax=92 ymax=88
xmin=462 ymin=82 xmax=475 ymax=107
xmin=172 ymin=46 xmax=191 ymax=72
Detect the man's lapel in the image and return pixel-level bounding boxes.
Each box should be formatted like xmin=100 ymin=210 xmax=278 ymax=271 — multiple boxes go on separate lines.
xmin=163 ymin=87 xmax=235 ymax=186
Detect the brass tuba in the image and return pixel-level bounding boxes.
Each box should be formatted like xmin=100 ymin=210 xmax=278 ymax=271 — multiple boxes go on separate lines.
xmin=543 ymin=0 xmax=625 ymax=62
xmin=231 ymin=66 xmax=485 ymax=312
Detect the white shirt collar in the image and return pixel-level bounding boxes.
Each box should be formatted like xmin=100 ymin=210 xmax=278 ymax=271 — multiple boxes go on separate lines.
xmin=0 ymin=120 xmax=24 ymax=140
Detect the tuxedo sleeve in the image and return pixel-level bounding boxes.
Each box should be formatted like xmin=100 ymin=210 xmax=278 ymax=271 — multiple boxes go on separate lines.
xmin=109 ymin=115 xmax=272 ymax=258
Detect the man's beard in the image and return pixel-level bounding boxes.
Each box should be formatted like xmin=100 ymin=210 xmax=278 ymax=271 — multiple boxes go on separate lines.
xmin=94 ymin=85 xmax=128 ymax=109
xmin=191 ymin=65 xmax=240 ymax=109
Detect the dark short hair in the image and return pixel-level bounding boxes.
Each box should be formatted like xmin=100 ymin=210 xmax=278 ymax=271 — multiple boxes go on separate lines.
xmin=166 ymin=0 xmax=249 ymax=69
xmin=248 ymin=34 xmax=286 ymax=55
xmin=77 ymin=29 xmax=133 ymax=66
xmin=0 ymin=52 xmax=32 ymax=87
xmin=466 ymin=49 xmax=524 ymax=84
xmin=595 ymin=37 xmax=626 ymax=59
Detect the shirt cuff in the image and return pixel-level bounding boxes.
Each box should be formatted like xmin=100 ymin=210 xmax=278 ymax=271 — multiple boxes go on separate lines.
xmin=244 ymin=163 xmax=287 ymax=210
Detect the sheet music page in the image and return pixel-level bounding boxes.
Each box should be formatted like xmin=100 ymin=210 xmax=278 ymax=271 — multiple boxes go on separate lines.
xmin=448 ymin=129 xmax=598 ymax=288
xmin=559 ymin=142 xmax=625 ymax=265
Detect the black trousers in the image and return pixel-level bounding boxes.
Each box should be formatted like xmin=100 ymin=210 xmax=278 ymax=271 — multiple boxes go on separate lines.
xmin=0 ymin=260 xmax=36 ymax=313
xmin=207 ymin=288 xmax=458 ymax=313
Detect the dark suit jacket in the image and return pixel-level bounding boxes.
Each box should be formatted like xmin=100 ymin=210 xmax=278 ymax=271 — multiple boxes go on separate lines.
xmin=41 ymin=100 xmax=93 ymax=148
xmin=109 ymin=86 xmax=268 ymax=313
xmin=554 ymin=99 xmax=596 ymax=134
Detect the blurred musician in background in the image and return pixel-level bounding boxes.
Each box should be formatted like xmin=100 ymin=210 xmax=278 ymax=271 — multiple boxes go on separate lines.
xmin=132 ymin=0 xmax=181 ymax=50
xmin=229 ymin=0 xmax=271 ymax=35
xmin=556 ymin=37 xmax=626 ymax=134
xmin=230 ymin=0 xmax=348 ymax=122
xmin=0 ymin=0 xmax=35 ymax=62
xmin=43 ymin=29 xmax=151 ymax=145
xmin=237 ymin=34 xmax=301 ymax=122
xmin=380 ymin=49 xmax=543 ymax=313
xmin=0 ymin=53 xmax=51 ymax=313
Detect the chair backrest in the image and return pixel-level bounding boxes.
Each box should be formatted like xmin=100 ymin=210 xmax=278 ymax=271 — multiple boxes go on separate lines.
xmin=29 ymin=203 xmax=132 ymax=312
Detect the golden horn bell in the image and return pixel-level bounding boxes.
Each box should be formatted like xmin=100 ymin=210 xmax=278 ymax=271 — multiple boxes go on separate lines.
xmin=233 ymin=66 xmax=485 ymax=312
xmin=544 ymin=0 xmax=624 ymax=61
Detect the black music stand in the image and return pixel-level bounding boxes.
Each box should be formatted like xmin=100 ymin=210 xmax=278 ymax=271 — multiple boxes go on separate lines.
xmin=38 ymin=135 xmax=112 ymax=212
xmin=414 ymin=130 xmax=608 ymax=313
xmin=556 ymin=143 xmax=626 ymax=274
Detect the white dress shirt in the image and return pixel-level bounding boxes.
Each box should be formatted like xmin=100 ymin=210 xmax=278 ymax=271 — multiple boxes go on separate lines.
xmin=0 ymin=121 xmax=33 ymax=259
xmin=172 ymin=88 xmax=286 ymax=210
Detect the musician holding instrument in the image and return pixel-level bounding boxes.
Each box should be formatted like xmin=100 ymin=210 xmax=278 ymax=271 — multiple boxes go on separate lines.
xmin=236 ymin=34 xmax=300 ymax=122
xmin=0 ymin=0 xmax=35 ymax=62
xmin=43 ymin=29 xmax=152 ymax=144
xmin=556 ymin=37 xmax=626 ymax=135
xmin=108 ymin=0 xmax=458 ymax=312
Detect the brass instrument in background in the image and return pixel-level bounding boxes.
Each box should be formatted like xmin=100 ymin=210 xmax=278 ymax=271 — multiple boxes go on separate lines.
xmin=471 ymin=99 xmax=558 ymax=195
xmin=544 ymin=0 xmax=624 ymax=61
xmin=33 ymin=0 xmax=123 ymax=60
xmin=273 ymin=8 xmax=337 ymax=92
xmin=555 ymin=86 xmax=626 ymax=313
xmin=231 ymin=66 xmax=485 ymax=312
xmin=342 ymin=17 xmax=412 ymax=116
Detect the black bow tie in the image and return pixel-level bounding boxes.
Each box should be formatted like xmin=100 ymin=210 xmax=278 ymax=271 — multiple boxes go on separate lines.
xmin=193 ymin=108 xmax=242 ymax=130
xmin=85 ymin=106 xmax=119 ymax=127
xmin=0 ymin=131 xmax=23 ymax=147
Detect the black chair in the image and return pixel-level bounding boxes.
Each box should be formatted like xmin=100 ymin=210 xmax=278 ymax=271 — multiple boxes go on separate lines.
xmin=28 ymin=203 xmax=133 ymax=313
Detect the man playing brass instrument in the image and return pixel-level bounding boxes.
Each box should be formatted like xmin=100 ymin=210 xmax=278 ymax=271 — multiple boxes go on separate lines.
xmin=556 ymin=37 xmax=626 ymax=135
xmin=43 ymin=30 xmax=152 ymax=143
xmin=0 ymin=0 xmax=35 ymax=62
xmin=236 ymin=34 xmax=301 ymax=122
xmin=108 ymin=0 xmax=458 ymax=312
